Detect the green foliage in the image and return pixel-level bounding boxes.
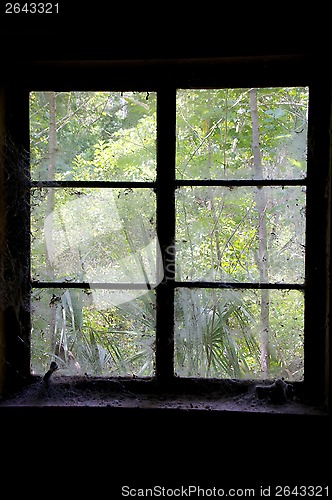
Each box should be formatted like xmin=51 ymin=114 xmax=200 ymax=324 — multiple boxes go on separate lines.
xmin=30 ymin=91 xmax=156 ymax=182
xmin=175 ymin=289 xmax=260 ymax=378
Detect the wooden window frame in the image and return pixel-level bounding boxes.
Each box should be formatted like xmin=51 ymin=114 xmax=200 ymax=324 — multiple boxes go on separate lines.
xmin=1 ymin=55 xmax=330 ymax=407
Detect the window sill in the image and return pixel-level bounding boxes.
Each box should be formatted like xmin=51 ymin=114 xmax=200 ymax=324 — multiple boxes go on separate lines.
xmin=0 ymin=376 xmax=327 ymax=416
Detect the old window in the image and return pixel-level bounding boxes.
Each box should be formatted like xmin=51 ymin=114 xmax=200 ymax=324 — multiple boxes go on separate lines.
xmin=1 ymin=58 xmax=330 ymax=407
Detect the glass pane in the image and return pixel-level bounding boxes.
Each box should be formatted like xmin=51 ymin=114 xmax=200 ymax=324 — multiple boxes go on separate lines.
xmin=175 ymin=288 xmax=304 ymax=380
xmin=176 ymin=87 xmax=308 ymax=180
xmin=31 ymin=288 xmax=156 ymax=377
xmin=30 ymin=91 xmax=156 ymax=181
xmin=31 ymin=188 xmax=160 ymax=283
xmin=176 ymin=186 xmax=305 ymax=283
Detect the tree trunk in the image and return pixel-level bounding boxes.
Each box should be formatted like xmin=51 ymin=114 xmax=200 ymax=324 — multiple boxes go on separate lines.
xmin=45 ymin=92 xmax=57 ymax=352
xmin=45 ymin=92 xmax=57 ymax=271
xmin=249 ymin=89 xmax=270 ymax=376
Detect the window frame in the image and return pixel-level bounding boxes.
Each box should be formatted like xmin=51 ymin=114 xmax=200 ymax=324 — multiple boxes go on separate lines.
xmin=2 ymin=56 xmax=330 ymax=406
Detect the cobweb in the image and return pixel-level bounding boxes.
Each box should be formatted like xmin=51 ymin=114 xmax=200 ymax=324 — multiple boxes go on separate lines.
xmin=0 ymin=133 xmax=32 ymax=395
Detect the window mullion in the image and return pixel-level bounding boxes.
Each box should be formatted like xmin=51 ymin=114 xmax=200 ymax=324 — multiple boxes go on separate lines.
xmin=155 ymin=87 xmax=176 ymax=387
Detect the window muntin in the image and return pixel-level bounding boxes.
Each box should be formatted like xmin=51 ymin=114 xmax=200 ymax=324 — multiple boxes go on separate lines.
xmin=29 ymin=86 xmax=309 ymax=383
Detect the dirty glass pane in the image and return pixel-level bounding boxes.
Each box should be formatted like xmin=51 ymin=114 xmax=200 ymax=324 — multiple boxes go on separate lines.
xmin=31 ymin=188 xmax=160 ymax=283
xmin=30 ymin=91 xmax=156 ymax=181
xmin=174 ymin=288 xmax=304 ymax=380
xmin=176 ymin=87 xmax=308 ymax=180
xmin=176 ymin=186 xmax=306 ymax=283
xmin=31 ymin=288 xmax=156 ymax=377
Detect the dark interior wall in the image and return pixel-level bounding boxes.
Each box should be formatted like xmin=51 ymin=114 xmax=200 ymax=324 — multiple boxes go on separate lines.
xmin=0 ymin=87 xmax=5 ymax=395
xmin=0 ymin=15 xmax=330 ymax=491
xmin=1 ymin=406 xmax=330 ymax=491
xmin=0 ymin=4 xmax=330 ymax=63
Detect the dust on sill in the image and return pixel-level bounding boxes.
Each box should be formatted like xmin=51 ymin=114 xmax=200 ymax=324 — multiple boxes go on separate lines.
xmin=0 ymin=375 xmax=327 ymax=415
